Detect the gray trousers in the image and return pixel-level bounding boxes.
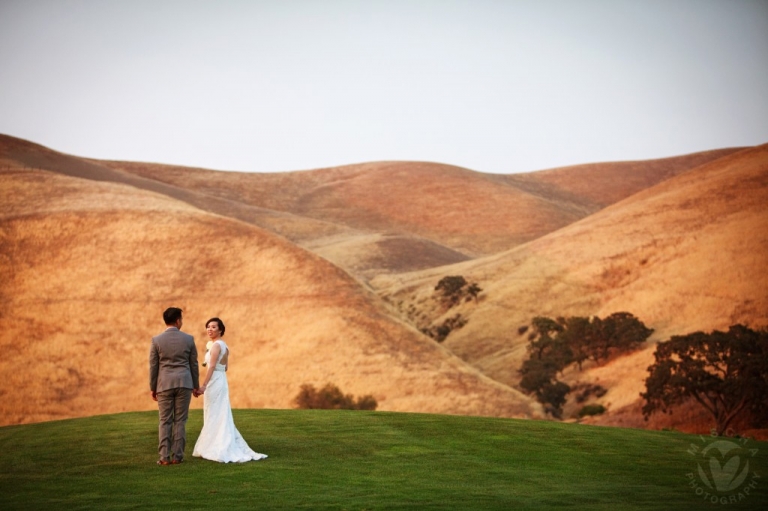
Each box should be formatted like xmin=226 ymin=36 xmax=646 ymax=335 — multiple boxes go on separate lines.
xmin=157 ymin=387 xmax=193 ymax=461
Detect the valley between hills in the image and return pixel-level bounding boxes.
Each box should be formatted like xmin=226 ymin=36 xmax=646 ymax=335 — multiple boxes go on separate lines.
xmin=1 ymin=133 xmax=765 ymax=435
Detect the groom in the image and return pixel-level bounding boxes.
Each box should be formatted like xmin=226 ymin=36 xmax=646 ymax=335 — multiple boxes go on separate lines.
xmin=149 ymin=307 xmax=201 ymax=465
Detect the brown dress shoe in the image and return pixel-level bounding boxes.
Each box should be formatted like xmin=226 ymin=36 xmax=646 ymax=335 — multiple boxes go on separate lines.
xmin=157 ymin=460 xmax=171 ymax=466
xmin=171 ymin=459 xmax=183 ymax=465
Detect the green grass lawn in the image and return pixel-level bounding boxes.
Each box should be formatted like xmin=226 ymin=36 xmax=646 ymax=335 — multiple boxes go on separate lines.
xmin=1 ymin=409 xmax=766 ymax=510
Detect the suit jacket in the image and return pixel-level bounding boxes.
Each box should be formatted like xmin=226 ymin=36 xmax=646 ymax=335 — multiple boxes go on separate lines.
xmin=149 ymin=327 xmax=200 ymax=393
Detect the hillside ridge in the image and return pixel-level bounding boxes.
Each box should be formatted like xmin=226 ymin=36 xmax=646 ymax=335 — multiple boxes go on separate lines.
xmin=0 ymin=161 xmax=542 ymax=425
xmin=1 ymin=132 xmax=764 ymax=434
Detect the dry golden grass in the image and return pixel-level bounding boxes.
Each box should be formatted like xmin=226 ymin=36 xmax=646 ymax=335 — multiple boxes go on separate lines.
xmin=500 ymin=147 xmax=744 ymax=207
xmin=100 ymin=160 xmax=590 ymax=257
xmin=372 ymin=144 xmax=768 ymax=430
xmin=1 ymin=133 xmax=764 ymax=434
xmin=305 ymin=232 xmax=471 ymax=280
xmin=0 ymin=166 xmax=541 ymax=426
xmin=94 ymin=147 xmax=736 ymax=283
xmin=3 ymin=134 xmax=741 ymax=285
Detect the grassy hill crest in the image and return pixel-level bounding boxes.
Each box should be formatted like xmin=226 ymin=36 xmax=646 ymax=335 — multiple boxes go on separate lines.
xmin=2 ymin=410 xmax=766 ymax=509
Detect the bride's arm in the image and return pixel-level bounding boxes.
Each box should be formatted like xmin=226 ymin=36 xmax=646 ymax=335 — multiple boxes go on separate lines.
xmin=200 ymin=343 xmax=221 ymax=393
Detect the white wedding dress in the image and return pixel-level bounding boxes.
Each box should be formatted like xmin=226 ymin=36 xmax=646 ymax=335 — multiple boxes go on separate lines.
xmin=192 ymin=340 xmax=267 ymax=463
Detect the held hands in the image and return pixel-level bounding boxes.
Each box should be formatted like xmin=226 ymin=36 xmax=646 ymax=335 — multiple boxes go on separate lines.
xmin=193 ymin=386 xmax=206 ymax=398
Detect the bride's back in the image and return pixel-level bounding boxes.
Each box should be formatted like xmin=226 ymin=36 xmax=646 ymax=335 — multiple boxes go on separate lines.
xmin=216 ymin=340 xmax=229 ymax=368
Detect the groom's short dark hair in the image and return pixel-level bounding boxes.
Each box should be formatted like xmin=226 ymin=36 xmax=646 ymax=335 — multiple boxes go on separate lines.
xmin=163 ymin=307 xmax=183 ymax=325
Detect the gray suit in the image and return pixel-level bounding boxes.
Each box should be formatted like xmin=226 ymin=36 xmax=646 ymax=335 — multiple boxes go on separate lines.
xmin=149 ymin=327 xmax=199 ymax=462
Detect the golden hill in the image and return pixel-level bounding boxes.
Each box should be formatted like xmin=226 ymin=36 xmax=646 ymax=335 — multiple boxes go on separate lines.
xmin=0 ymin=165 xmax=542 ymax=426
xmin=1 ymin=134 xmax=735 ymax=283
xmin=2 ymin=133 xmax=764 ymax=434
xmin=372 ymin=144 xmax=768 ymax=431
xmin=498 ymin=147 xmax=743 ymax=208
xmin=92 ymin=159 xmax=589 ymax=282
xmin=97 ymin=160 xmax=588 ymax=256
xmin=94 ymin=149 xmax=736 ymax=282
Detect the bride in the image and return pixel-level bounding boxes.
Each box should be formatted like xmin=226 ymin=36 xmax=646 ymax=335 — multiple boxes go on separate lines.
xmin=192 ymin=317 xmax=267 ymax=463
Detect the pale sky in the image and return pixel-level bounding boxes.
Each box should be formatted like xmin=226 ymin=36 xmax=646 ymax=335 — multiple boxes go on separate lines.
xmin=1 ymin=0 xmax=767 ymax=174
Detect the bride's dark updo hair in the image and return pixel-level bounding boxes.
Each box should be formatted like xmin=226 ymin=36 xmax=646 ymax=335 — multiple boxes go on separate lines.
xmin=206 ymin=317 xmax=225 ymax=336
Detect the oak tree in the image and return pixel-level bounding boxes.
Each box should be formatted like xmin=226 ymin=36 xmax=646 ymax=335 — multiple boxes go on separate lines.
xmin=641 ymin=325 xmax=768 ymax=435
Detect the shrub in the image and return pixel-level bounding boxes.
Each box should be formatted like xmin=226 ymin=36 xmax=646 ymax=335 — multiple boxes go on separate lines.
xmin=294 ymin=383 xmax=377 ymax=411
xmin=434 ymin=275 xmax=482 ymax=307
xmin=573 ymin=383 xmax=607 ymax=404
xmin=421 ymin=314 xmax=467 ymax=342
xmin=578 ymin=404 xmax=606 ymax=417
xmin=540 ymin=381 xmax=571 ymax=419
xmin=354 ymin=394 xmax=378 ymax=411
xmin=435 ymin=276 xmax=467 ymax=303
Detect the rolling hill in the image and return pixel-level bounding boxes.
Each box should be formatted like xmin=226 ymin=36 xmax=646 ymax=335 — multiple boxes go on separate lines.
xmin=0 ymin=158 xmax=541 ymax=426
xmin=1 ymin=133 xmax=765 ymax=434
xmin=371 ymin=144 xmax=768 ymax=431
xmin=1 ymin=134 xmax=738 ymax=282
